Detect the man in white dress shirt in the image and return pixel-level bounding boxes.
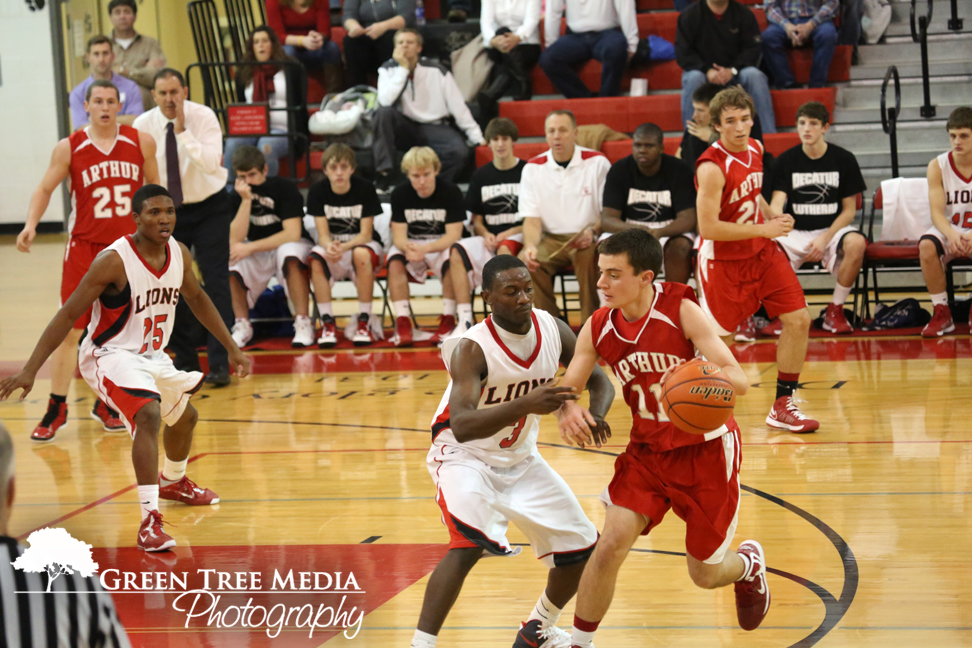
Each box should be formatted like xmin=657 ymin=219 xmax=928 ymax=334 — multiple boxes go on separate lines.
xmin=539 ymin=0 xmax=639 ymax=98
xmin=373 ymin=29 xmax=484 ymax=188
xmin=519 ymin=110 xmax=611 ymax=322
xmin=133 ymin=69 xmax=235 ymax=386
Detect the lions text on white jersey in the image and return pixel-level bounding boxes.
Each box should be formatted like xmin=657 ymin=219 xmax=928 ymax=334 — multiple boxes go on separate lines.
xmin=82 ymin=235 xmax=184 ymax=357
xmin=939 ymin=151 xmax=972 ymax=230
xmin=430 ymin=309 xmax=562 ymax=468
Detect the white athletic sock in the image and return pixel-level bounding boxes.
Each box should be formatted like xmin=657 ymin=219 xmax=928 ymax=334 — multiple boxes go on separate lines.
xmin=137 ymin=485 xmax=159 ymax=521
xmin=528 ymin=590 xmax=563 ymax=627
xmin=394 ymin=300 xmax=412 ymax=318
xmin=443 ymin=298 xmax=457 ymax=317
xmin=457 ymin=303 xmax=473 ymax=323
xmin=831 ymin=283 xmax=853 ymax=306
xmin=317 ymin=300 xmax=334 ymax=318
xmin=410 ymin=629 xmax=437 ymax=648
xmin=571 ymin=628 xmax=596 ymax=648
xmin=358 ymin=301 xmax=373 ymax=315
xmin=161 ymin=458 xmax=187 ymax=485
xmin=931 ymin=292 xmax=948 ymax=307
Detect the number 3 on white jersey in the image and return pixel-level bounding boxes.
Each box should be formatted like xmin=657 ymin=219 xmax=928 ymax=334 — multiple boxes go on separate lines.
xmin=93 ymin=184 xmax=132 ymax=219
xmin=736 ymin=199 xmax=758 ymax=225
xmin=631 ymin=383 xmax=670 ymax=422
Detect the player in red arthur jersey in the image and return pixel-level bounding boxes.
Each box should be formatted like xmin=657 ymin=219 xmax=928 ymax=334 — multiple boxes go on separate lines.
xmin=695 ymin=87 xmax=819 ymax=434
xmin=554 ymin=229 xmax=771 ymax=647
xmin=16 ymin=79 xmax=159 ymax=442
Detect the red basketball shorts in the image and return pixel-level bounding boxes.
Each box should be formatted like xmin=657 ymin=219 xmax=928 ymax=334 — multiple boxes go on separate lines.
xmin=61 ymin=238 xmax=109 ymax=329
xmin=697 ymin=241 xmax=807 ymax=335
xmin=601 ymin=427 xmax=742 ymax=563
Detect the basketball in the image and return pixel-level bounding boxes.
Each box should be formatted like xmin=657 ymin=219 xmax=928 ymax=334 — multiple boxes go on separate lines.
xmin=661 ymin=358 xmax=736 ymax=435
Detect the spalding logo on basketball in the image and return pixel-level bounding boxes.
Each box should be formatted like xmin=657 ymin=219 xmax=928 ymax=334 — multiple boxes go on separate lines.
xmin=660 ymin=358 xmax=736 ymax=435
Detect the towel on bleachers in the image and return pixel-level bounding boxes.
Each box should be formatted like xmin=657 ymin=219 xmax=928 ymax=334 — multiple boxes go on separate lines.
xmin=577 ymin=124 xmax=629 ymax=151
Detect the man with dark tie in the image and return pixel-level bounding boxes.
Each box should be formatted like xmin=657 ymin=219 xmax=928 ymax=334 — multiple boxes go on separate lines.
xmin=133 ymin=69 xmax=235 ymax=386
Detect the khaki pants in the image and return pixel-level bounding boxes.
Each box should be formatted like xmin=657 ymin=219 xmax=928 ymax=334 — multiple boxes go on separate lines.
xmin=531 ymin=233 xmax=600 ymax=323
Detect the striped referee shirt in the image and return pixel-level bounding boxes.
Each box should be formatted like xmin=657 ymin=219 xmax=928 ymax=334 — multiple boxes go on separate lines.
xmin=0 ymin=536 xmax=130 ymax=648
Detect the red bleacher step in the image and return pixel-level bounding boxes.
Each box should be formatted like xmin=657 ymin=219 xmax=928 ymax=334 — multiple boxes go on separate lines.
xmin=499 ymin=87 xmax=836 ymax=137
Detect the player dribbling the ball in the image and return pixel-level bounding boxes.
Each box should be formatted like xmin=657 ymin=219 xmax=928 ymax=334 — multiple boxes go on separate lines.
xmin=556 ymin=229 xmax=771 ymax=647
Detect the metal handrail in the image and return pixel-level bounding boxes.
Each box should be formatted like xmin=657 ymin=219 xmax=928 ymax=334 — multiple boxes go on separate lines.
xmin=880 ymin=65 xmax=901 ymax=180
xmin=910 ymin=0 xmax=936 ymax=118
xmin=948 ymin=0 xmax=964 ymax=30
xmin=186 ymin=60 xmax=312 ymax=183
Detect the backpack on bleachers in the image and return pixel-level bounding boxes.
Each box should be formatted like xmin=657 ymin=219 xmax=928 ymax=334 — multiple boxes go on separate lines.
xmin=309 ymin=85 xmax=378 ymax=149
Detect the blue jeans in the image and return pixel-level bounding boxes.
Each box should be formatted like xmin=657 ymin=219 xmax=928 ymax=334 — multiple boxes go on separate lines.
xmin=680 ymin=67 xmax=778 ymax=134
xmin=539 ymin=29 xmax=629 ymax=98
xmin=224 ymin=130 xmax=291 ymax=184
xmin=673 ymin=0 xmax=694 ymax=10
xmin=284 ymin=41 xmax=343 ymax=70
xmin=762 ymin=19 xmax=838 ymax=88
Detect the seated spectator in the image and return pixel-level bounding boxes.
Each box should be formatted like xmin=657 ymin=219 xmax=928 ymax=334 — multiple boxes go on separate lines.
xmin=228 ymin=146 xmax=315 ymax=349
xmin=343 ymin=0 xmax=415 ymax=86
xmin=374 ymin=29 xmax=484 ymax=188
xmin=762 ymin=0 xmax=838 ymax=88
xmin=477 ymin=0 xmax=542 ymax=119
xmin=540 ymin=0 xmax=639 ymax=99
xmin=918 ymin=107 xmax=972 ymax=338
xmin=387 ymin=147 xmax=466 ymax=347
xmin=70 ymin=35 xmax=143 ymax=130
xmin=108 ymin=0 xmax=166 ymax=110
xmin=675 ymin=0 xmax=777 ymax=134
xmin=677 ymin=83 xmax=764 ymax=168
xmin=307 ymin=144 xmax=385 ymax=348
xmin=769 ymin=101 xmax=866 ymax=334
xmin=601 ymin=123 xmax=698 ymax=284
xmin=266 ymin=0 xmax=344 ymax=93
xmin=519 ymin=110 xmax=610 ymax=322
xmin=448 ymin=117 xmax=527 ymax=333
xmin=224 ymin=27 xmax=309 ymax=184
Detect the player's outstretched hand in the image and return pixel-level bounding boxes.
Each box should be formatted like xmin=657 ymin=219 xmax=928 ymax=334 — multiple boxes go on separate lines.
xmin=229 ymin=349 xmax=251 ymax=379
xmin=558 ymin=401 xmax=597 ymax=448
xmin=0 ymin=370 xmax=36 ymax=401
xmin=524 ymin=383 xmax=578 ymax=415
xmin=16 ymin=227 xmax=36 ymax=253
xmin=589 ymin=416 xmax=612 ymax=447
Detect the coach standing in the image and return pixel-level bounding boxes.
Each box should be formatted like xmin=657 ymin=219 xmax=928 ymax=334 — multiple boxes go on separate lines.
xmin=519 ymin=110 xmax=610 ymax=323
xmin=0 ymin=422 xmax=131 ymax=645
xmin=134 ymin=69 xmax=234 ymax=386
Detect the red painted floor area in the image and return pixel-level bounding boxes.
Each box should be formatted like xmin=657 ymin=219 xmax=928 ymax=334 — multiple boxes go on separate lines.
xmin=92 ymin=543 xmax=448 ymax=647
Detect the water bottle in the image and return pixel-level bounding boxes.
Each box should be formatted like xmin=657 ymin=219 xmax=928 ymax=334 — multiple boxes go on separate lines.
xmin=415 ymin=0 xmax=426 ymax=26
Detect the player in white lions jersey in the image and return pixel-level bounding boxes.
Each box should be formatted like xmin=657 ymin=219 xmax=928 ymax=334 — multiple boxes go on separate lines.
xmin=0 ymin=185 xmax=249 ymax=553
xmin=918 ymin=107 xmax=972 ymax=337
xmin=411 ymin=256 xmax=615 ymax=648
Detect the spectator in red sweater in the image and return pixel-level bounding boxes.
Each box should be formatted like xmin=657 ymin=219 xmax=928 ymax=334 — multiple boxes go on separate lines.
xmin=266 ymin=0 xmax=343 ymax=93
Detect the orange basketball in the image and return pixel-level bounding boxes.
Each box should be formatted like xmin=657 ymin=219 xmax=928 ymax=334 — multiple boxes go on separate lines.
xmin=660 ymin=358 xmax=736 ymax=435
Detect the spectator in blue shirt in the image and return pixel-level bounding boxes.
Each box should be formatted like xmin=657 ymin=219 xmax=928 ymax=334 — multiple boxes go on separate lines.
xmin=69 ymin=35 xmax=144 ymax=130
xmin=762 ymin=0 xmax=839 ymax=88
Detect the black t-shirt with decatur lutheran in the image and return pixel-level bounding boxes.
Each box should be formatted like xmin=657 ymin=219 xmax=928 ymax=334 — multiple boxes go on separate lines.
xmin=229 ymin=176 xmax=311 ymax=242
xmin=465 ymin=159 xmax=527 ymax=236
xmin=306 ymin=176 xmax=383 ymax=244
xmin=602 ymin=154 xmax=696 ymax=226
xmin=391 ymin=178 xmax=466 ymax=240
xmin=772 ymin=142 xmax=866 ymax=231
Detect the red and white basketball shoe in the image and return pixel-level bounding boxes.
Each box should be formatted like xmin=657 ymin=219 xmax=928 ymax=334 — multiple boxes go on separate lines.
xmin=91 ymin=399 xmax=126 ymax=432
xmin=159 ymin=475 xmax=220 ymax=505
xmin=922 ymin=304 xmax=955 ymax=338
xmin=138 ymin=510 xmax=176 ymax=552
xmin=734 ymin=317 xmax=756 ymax=342
xmin=431 ymin=315 xmax=456 ymax=345
xmin=352 ymin=313 xmax=374 ymax=346
xmin=758 ymin=318 xmax=783 ymax=337
xmin=766 ymin=396 xmax=819 ymax=433
xmin=512 ymin=620 xmax=572 ymax=648
xmin=822 ymin=304 xmax=853 ymax=334
xmin=735 ymin=540 xmax=770 ymax=631
xmin=31 ymin=398 xmax=67 ymax=442
xmin=394 ymin=316 xmax=413 ymax=347
xmin=317 ymin=315 xmax=338 ymax=348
